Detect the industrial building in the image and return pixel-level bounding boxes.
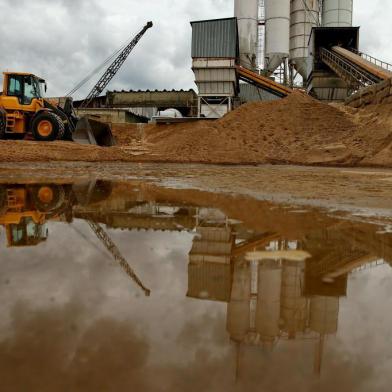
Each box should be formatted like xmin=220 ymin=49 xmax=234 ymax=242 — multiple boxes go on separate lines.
xmin=74 ymin=89 xmax=197 ymax=123
xmin=73 ymin=0 xmax=392 ymax=122
xmin=189 ymin=0 xmax=392 ymax=117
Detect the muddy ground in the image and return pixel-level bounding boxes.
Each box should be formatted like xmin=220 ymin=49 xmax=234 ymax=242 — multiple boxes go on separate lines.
xmin=0 ymin=162 xmax=391 ymax=219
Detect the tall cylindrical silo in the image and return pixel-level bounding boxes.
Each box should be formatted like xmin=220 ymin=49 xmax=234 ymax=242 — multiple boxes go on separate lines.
xmin=227 ymin=262 xmax=251 ymax=341
xmin=235 ymin=0 xmax=259 ymax=70
xmin=265 ymin=0 xmax=290 ymax=74
xmin=290 ymin=0 xmax=320 ymax=80
xmin=255 ymin=263 xmax=282 ymax=341
xmin=280 ymin=261 xmax=307 ymax=335
xmin=322 ymin=0 xmax=353 ymax=27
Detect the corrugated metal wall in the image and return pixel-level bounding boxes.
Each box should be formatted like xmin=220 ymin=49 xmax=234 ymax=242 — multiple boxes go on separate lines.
xmin=239 ymin=83 xmax=280 ymax=102
xmin=191 ymin=18 xmax=239 ymax=58
xmin=187 ymin=261 xmax=232 ymax=302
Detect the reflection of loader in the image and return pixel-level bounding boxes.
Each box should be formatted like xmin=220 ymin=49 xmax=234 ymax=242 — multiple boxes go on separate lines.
xmin=0 ymin=181 xmax=150 ymax=295
xmin=0 ymin=184 xmax=72 ymax=247
xmin=0 ymin=72 xmax=114 ymax=146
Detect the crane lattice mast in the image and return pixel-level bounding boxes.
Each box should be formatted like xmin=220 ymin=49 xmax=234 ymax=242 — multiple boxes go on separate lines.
xmin=80 ymin=21 xmax=153 ymax=108
xmin=87 ymin=219 xmax=151 ymax=296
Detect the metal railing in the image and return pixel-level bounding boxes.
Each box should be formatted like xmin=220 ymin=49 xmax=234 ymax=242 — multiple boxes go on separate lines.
xmin=351 ymin=259 xmax=386 ymax=273
xmin=319 ymin=47 xmax=380 ymax=89
xmin=349 ymin=48 xmax=392 ymax=73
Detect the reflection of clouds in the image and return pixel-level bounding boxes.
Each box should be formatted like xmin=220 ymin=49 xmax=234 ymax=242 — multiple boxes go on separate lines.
xmin=0 ymin=300 xmax=150 ymax=391
xmin=1 ymin=216 xmax=392 ymax=390
xmin=0 ymin=297 xmax=386 ymax=392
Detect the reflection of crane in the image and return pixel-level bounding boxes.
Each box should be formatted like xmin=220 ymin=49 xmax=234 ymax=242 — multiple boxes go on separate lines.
xmin=69 ymin=21 xmax=153 ymax=108
xmin=87 ymin=220 xmax=151 ymax=296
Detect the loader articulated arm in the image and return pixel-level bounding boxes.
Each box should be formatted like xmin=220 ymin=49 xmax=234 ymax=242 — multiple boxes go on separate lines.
xmin=87 ymin=219 xmax=151 ymax=296
xmin=80 ymin=21 xmax=153 ymax=108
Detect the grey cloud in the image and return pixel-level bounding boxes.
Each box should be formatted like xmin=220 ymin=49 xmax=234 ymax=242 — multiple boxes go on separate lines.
xmin=0 ymin=0 xmax=390 ymax=99
xmin=0 ymin=0 xmax=231 ymax=98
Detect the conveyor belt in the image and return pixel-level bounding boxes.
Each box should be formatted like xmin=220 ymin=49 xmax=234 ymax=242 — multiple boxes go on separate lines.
xmin=332 ymin=47 xmax=392 ymax=81
xmin=236 ymin=65 xmax=293 ymax=97
xmin=319 ymin=46 xmax=392 ymax=90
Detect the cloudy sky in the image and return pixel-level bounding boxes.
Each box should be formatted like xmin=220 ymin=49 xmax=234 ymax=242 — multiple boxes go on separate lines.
xmin=0 ymin=0 xmax=391 ymax=99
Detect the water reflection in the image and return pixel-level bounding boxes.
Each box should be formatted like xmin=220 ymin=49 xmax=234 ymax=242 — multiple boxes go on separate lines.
xmin=0 ymin=179 xmax=391 ymax=391
xmin=186 ymin=210 xmax=391 ymax=377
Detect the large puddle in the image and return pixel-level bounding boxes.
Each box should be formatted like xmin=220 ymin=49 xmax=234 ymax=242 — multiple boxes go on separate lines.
xmin=0 ymin=179 xmax=391 ymax=391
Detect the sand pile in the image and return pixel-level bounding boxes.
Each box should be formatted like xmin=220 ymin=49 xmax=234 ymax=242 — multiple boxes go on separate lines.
xmin=142 ymin=92 xmax=366 ymax=164
xmin=0 ymin=91 xmax=391 ymax=167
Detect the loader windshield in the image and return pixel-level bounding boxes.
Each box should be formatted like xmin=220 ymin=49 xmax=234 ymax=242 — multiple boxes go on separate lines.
xmin=8 ymin=218 xmax=48 ymax=247
xmin=24 ymin=76 xmax=43 ymax=102
xmin=7 ymin=74 xmax=44 ymax=104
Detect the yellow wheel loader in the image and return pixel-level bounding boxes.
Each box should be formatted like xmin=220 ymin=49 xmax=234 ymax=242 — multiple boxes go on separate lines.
xmin=0 ymin=180 xmax=113 ymax=248
xmin=0 ymin=72 xmax=114 ymax=145
xmin=0 ymin=183 xmax=72 ymax=247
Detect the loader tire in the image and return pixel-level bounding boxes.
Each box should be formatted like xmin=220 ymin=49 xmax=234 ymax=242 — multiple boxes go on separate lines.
xmin=0 ymin=108 xmax=6 ymax=139
xmin=31 ymin=112 xmax=64 ymax=141
xmin=31 ymin=184 xmax=66 ymax=213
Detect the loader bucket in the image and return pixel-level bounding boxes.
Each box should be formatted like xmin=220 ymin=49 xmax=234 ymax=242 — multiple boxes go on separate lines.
xmin=73 ymin=116 xmax=115 ymax=147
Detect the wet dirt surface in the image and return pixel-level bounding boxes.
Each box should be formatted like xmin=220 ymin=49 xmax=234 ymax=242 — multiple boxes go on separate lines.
xmin=0 ymin=174 xmax=391 ymax=391
xmin=0 ymin=162 xmax=391 ymax=216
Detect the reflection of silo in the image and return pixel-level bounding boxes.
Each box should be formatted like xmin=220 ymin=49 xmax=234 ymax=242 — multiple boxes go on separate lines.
xmin=227 ymin=262 xmax=251 ymax=341
xmin=265 ymin=0 xmax=290 ymax=74
xmin=290 ymin=0 xmax=320 ymax=80
xmin=281 ymin=261 xmax=307 ymax=335
xmin=310 ymin=296 xmax=339 ymax=335
xmin=255 ymin=262 xmax=282 ymax=341
xmin=322 ymin=0 xmax=353 ymax=27
xmin=235 ymin=0 xmax=259 ymax=69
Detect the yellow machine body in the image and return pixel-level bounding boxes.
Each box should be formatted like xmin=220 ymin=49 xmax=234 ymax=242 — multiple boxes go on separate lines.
xmin=0 ymin=187 xmax=48 ymax=247
xmin=0 ymin=72 xmax=46 ymax=135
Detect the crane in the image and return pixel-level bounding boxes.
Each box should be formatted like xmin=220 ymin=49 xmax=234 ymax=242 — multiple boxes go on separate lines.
xmin=76 ymin=21 xmax=153 ymax=108
xmin=87 ymin=219 xmax=151 ymax=297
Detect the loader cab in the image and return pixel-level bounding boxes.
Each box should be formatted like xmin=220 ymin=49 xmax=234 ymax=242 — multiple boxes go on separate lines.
xmin=6 ymin=217 xmax=48 ymax=247
xmin=3 ymin=73 xmax=46 ymax=105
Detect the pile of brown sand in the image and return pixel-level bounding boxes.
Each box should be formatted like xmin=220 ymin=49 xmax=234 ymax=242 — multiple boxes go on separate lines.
xmin=137 ymin=91 xmax=388 ymax=165
xmin=1 ymin=91 xmax=391 ymax=167
xmin=140 ymin=93 xmax=356 ymax=163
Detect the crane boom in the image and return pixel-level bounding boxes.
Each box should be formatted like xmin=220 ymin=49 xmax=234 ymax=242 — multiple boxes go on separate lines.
xmin=87 ymin=219 xmax=151 ymax=296
xmin=80 ymin=21 xmax=153 ymax=108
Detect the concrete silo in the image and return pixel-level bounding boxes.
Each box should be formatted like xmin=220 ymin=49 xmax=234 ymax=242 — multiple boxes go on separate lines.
xmin=255 ymin=262 xmax=282 ymax=341
xmin=235 ymin=0 xmax=259 ymax=69
xmin=264 ymin=0 xmax=290 ymax=74
xmin=322 ymin=0 xmax=353 ymax=27
xmin=290 ymin=0 xmax=320 ymax=80
xmin=227 ymin=262 xmax=251 ymax=341
xmin=280 ymin=260 xmax=307 ymax=336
